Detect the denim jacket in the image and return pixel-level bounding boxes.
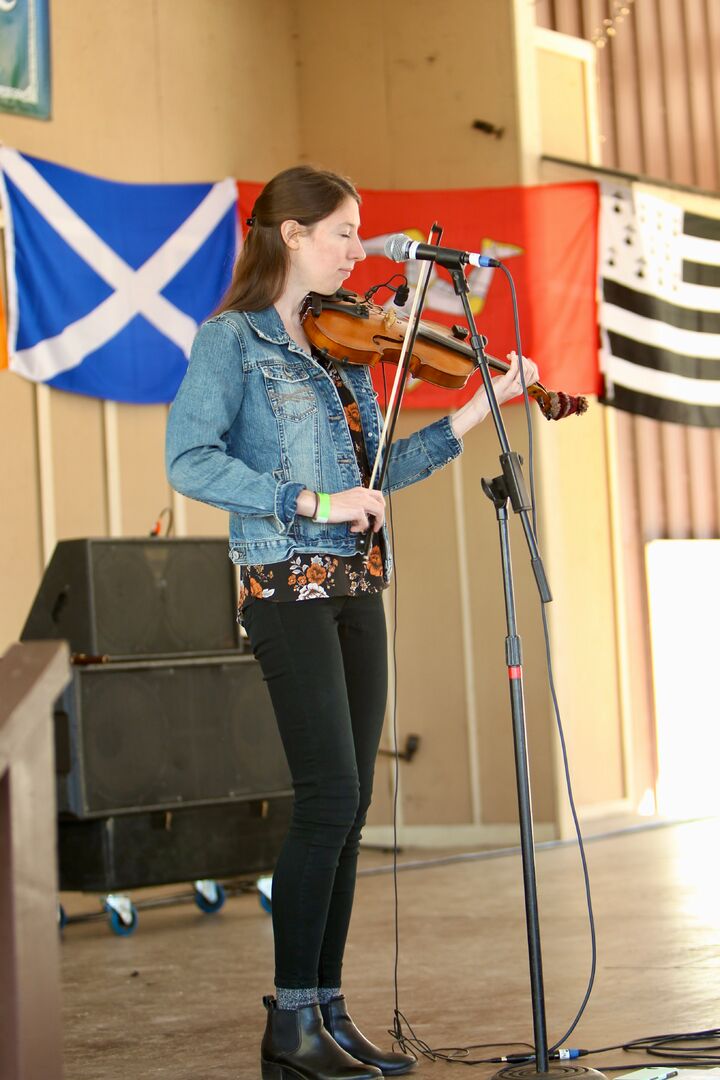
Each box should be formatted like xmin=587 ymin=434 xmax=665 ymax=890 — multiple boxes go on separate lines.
xmin=165 ymin=305 xmax=463 ymax=573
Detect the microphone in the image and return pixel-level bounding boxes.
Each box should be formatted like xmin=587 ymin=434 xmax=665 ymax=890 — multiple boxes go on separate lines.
xmin=384 ymin=233 xmax=501 ymax=269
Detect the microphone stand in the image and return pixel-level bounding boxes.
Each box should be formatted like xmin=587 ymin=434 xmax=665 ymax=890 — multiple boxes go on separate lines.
xmin=446 ymin=263 xmax=604 ymax=1080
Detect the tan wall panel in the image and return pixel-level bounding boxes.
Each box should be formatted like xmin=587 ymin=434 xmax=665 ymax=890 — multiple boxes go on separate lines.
xmin=459 ymin=406 xmax=556 ymax=826
xmin=384 ymin=411 xmax=472 ymax=827
xmin=115 ymin=404 xmax=172 ymax=536
xmin=0 ymin=0 xmax=301 ymax=639
xmin=0 ymin=374 xmax=43 ymax=647
xmin=535 ymin=402 xmax=624 ymax=811
xmin=295 ymin=0 xmax=523 ymax=189
xmin=613 ymin=410 xmax=656 ymax=801
xmin=537 ymin=49 xmax=591 ymax=161
xmin=0 ymin=0 xmax=301 ymax=183
xmin=49 ymin=390 xmax=107 ymax=541
xmin=181 ymin=495 xmax=229 ymax=538
xmin=0 ymin=1 xmax=162 ymax=177
xmin=154 ymin=0 xmax=300 ymax=181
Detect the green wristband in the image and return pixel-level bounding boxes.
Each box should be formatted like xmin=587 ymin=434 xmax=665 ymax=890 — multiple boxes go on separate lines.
xmin=313 ymin=492 xmax=331 ymax=524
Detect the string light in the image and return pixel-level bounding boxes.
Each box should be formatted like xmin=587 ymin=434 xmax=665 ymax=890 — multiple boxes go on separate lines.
xmin=591 ymin=0 xmax=635 ymax=49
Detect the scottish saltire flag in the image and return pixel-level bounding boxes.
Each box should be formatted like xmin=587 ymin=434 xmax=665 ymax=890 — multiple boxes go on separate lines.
xmin=599 ymin=182 xmax=720 ymax=428
xmin=0 ymin=148 xmax=238 ymax=402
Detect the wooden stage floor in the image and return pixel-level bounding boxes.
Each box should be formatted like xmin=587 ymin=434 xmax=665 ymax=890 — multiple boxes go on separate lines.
xmin=59 ymin=817 xmax=720 ymax=1079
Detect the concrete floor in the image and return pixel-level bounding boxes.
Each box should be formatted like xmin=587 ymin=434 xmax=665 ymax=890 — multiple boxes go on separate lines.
xmin=59 ymin=817 xmax=720 ymax=1079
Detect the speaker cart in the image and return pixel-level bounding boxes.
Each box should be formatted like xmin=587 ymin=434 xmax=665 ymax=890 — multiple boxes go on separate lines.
xmin=24 ymin=538 xmax=292 ymax=935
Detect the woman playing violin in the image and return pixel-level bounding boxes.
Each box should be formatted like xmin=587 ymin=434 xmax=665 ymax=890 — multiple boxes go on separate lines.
xmin=166 ymin=165 xmax=537 ymax=1080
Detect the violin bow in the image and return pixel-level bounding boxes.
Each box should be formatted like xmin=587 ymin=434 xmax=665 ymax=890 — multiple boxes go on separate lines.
xmin=366 ymin=223 xmax=442 ymax=503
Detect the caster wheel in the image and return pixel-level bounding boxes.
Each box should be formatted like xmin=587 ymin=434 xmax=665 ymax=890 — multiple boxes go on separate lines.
xmin=104 ymin=895 xmax=138 ymax=936
xmin=58 ymin=903 xmax=67 ymax=932
xmin=193 ymin=879 xmax=226 ymax=914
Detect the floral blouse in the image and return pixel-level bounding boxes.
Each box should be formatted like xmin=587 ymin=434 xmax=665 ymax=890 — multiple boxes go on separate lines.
xmin=237 ymin=349 xmax=388 ymax=611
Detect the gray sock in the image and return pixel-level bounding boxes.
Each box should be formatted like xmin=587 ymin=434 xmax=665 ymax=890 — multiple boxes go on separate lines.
xmin=317 ymin=986 xmax=341 ymax=1004
xmin=275 ymin=986 xmax=318 ymax=1010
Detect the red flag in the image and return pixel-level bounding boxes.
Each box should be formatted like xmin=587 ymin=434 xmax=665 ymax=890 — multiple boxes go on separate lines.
xmin=236 ymin=181 xmax=600 ymax=409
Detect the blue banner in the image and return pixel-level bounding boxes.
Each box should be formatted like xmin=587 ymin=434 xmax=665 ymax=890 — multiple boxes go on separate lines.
xmin=0 ymin=148 xmax=238 ymax=402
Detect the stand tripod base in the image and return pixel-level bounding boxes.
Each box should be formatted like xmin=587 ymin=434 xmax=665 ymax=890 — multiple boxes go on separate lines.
xmin=493 ymin=1065 xmax=607 ymax=1080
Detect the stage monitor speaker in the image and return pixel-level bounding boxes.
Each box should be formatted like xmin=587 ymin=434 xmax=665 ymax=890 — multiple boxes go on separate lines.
xmin=21 ymin=537 xmax=241 ymax=658
xmin=57 ymin=798 xmax=293 ymax=892
xmin=54 ymin=654 xmax=291 ymax=818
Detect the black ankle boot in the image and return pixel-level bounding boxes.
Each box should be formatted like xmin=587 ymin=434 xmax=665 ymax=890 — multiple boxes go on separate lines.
xmin=261 ymin=995 xmax=383 ymax=1080
xmin=320 ymin=996 xmax=416 ymax=1076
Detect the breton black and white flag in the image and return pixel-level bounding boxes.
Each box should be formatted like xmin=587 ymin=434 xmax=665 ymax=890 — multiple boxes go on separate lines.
xmin=599 ymin=182 xmax=720 ymax=428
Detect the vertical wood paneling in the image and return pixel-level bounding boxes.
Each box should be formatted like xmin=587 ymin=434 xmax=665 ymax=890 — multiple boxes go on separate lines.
xmin=608 ymin=8 xmax=644 ymax=174
xmin=614 ymin=411 xmax=657 ymax=797
xmin=385 ymin=411 xmax=473 ymax=827
xmin=585 ymin=0 xmax=619 ymax=164
xmin=686 ymin=427 xmax=717 ymax=538
xmin=0 ymin=375 xmax=43 ymax=642
xmin=536 ymin=0 xmax=720 ymax=195
xmin=34 ymin=386 xmax=57 ymax=564
xmin=633 ymin=0 xmax=671 ymax=178
xmin=683 ymin=0 xmax=718 ymax=190
xmin=535 ymin=0 xmax=555 ymax=25
xmin=634 ymin=417 xmax=665 ymax=537
xmin=703 ymin=0 xmax=720 ymax=185
xmin=713 ymin=431 xmax=720 ymax=531
xmin=660 ymin=425 xmax=691 ymax=538
xmin=50 ymin=392 xmax=108 ymax=541
xmin=554 ymin=0 xmax=583 ymax=37
xmin=459 ymin=409 xmax=557 ymax=826
xmin=656 ymin=0 xmax=696 ymax=187
xmin=115 ymin=404 xmax=172 ymax=536
xmin=534 ymin=398 xmax=625 ymax=810
xmin=536 ymin=0 xmax=720 ymax=816
xmin=102 ymin=401 xmax=123 ymax=537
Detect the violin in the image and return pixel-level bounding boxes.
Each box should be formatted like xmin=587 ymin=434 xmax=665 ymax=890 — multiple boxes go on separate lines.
xmin=302 ymin=290 xmax=588 ymax=421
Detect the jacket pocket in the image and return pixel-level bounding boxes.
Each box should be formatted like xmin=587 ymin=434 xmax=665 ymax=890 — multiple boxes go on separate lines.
xmin=258 ymin=359 xmax=317 ymax=423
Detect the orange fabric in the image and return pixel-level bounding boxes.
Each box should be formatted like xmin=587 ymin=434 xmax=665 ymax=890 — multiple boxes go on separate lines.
xmin=236 ymin=179 xmax=600 ymax=410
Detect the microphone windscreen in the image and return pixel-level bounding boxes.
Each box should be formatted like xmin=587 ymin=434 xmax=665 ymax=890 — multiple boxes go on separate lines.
xmin=384 ymin=233 xmax=412 ymax=263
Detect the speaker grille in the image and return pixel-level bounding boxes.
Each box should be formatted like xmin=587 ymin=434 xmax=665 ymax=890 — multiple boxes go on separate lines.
xmin=61 ymin=656 xmax=291 ymax=816
xmin=23 ymin=538 xmax=241 ymax=658
xmin=91 ymin=540 xmax=239 ymax=655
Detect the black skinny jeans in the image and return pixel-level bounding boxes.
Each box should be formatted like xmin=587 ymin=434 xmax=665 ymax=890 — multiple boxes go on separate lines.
xmin=242 ymin=591 xmax=388 ymax=990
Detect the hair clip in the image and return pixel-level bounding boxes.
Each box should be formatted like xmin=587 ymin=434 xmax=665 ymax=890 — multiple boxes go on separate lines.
xmin=246 ymin=216 xmax=256 ymax=227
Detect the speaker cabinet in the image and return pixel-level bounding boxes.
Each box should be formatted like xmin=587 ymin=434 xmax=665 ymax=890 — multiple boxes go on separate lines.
xmin=57 ymin=798 xmax=293 ymax=892
xmin=21 ymin=538 xmax=241 ymax=658
xmin=55 ymin=654 xmax=292 ymax=818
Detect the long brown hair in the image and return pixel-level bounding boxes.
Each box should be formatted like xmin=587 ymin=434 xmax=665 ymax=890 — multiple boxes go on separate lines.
xmin=217 ymin=165 xmax=360 ymax=313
